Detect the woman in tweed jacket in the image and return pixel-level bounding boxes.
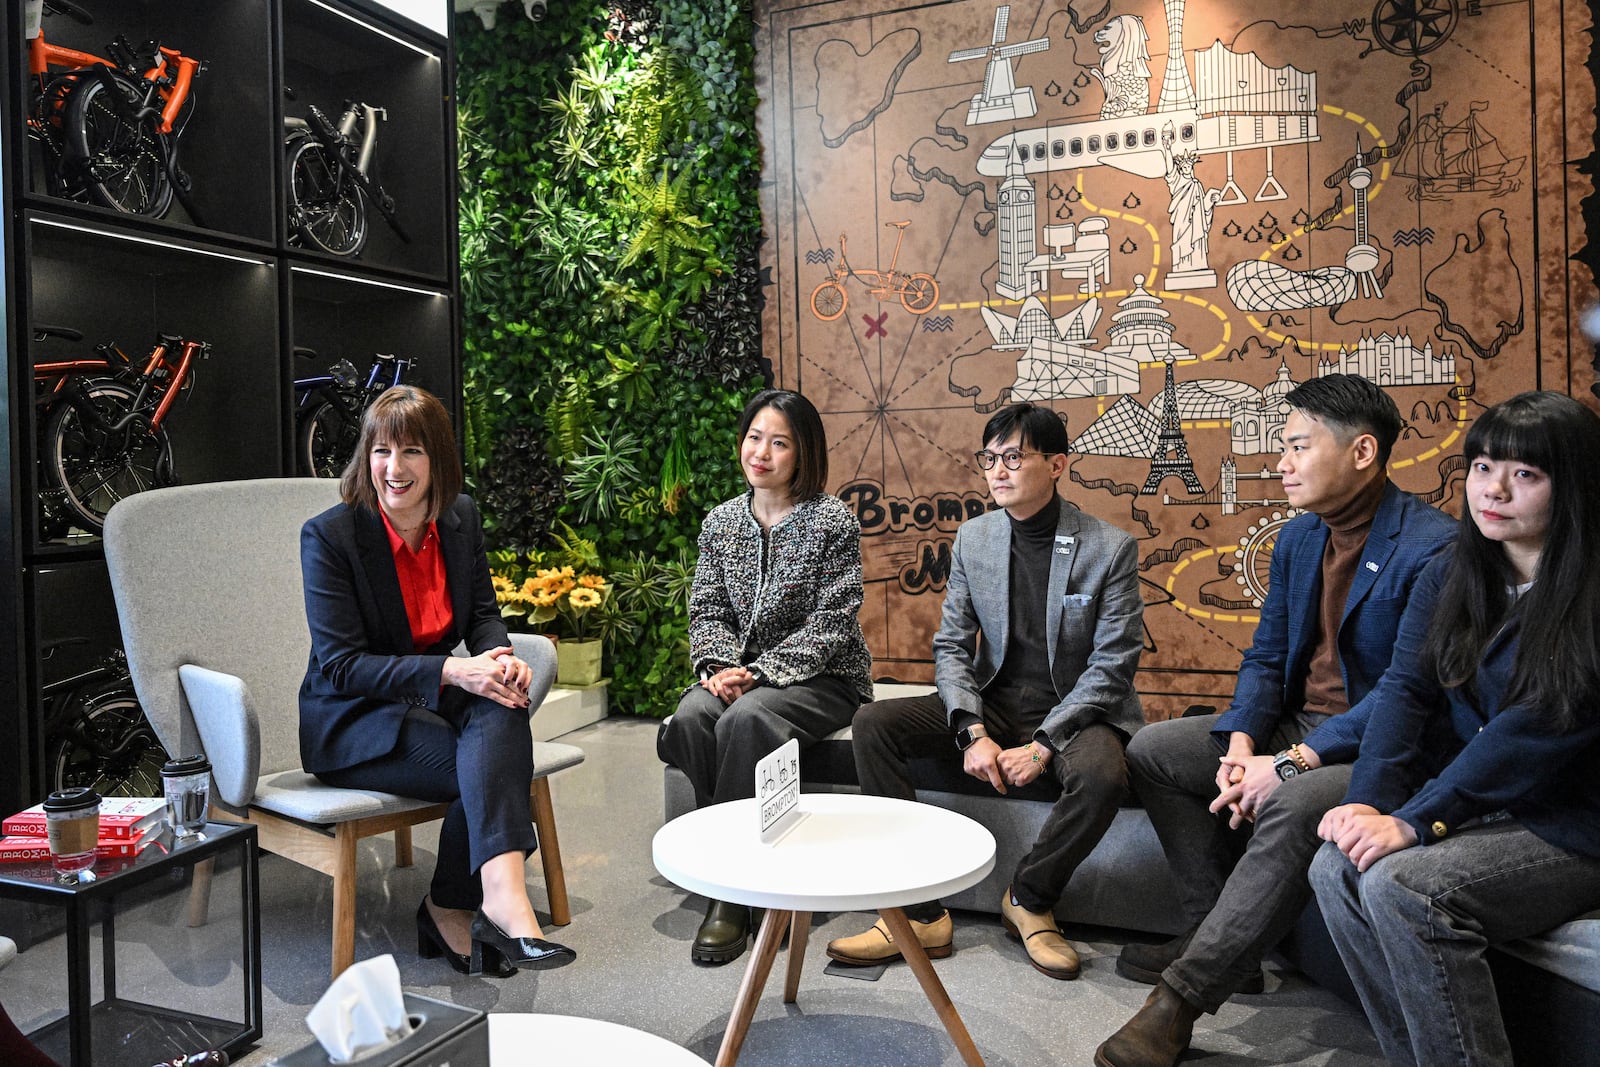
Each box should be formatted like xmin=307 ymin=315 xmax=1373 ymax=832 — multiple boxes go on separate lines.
xmin=658 ymin=389 xmax=873 ymax=965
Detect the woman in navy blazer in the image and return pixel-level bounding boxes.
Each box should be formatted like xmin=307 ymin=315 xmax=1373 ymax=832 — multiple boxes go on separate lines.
xmin=1310 ymin=391 xmax=1600 ymax=1067
xmin=300 ymin=385 xmax=574 ymax=976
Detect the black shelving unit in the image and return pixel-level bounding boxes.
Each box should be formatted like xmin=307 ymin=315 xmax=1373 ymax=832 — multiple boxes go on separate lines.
xmin=0 ymin=0 xmax=461 ymax=814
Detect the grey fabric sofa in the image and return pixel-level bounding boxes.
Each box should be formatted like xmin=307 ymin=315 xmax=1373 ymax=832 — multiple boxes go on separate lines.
xmin=661 ymin=684 xmax=1600 ymax=1065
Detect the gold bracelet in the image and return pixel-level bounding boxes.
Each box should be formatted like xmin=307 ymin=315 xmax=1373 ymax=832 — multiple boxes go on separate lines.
xmin=1029 ymin=742 xmax=1041 ymax=764
xmin=1288 ymin=743 xmax=1312 ymax=773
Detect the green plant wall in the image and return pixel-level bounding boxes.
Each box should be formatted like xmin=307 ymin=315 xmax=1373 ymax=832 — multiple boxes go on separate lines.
xmin=456 ymin=0 xmax=766 ymax=717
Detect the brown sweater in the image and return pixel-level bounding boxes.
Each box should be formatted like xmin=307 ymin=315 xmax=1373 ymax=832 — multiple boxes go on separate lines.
xmin=1300 ymin=475 xmax=1388 ymax=718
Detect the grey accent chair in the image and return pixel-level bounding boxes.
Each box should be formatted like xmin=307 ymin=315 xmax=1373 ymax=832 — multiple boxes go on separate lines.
xmin=103 ymin=478 xmax=585 ymax=978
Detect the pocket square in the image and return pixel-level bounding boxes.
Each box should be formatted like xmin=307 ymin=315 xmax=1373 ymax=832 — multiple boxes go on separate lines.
xmin=1063 ymin=592 xmax=1093 ymax=606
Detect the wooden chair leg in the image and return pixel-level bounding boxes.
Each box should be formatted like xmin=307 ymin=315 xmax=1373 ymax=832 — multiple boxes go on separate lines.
xmin=530 ymin=777 xmax=571 ymax=927
xmin=185 ymin=856 xmax=215 ymax=928
xmin=394 ymin=826 xmax=414 ymax=868
xmin=331 ymin=825 xmax=359 ymax=979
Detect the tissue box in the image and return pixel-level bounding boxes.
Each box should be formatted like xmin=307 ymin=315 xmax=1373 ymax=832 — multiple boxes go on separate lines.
xmin=272 ymin=993 xmax=487 ymax=1067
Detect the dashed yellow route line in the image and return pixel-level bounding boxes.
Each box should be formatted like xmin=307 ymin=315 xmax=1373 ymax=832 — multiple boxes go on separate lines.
xmin=1166 ymin=547 xmax=1259 ymax=624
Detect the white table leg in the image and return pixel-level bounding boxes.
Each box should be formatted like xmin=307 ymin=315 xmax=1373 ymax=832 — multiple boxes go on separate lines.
xmin=879 ymin=907 xmax=985 ymax=1066
xmin=783 ymin=911 xmax=810 ymax=1003
xmin=715 ymin=907 xmax=791 ymax=1067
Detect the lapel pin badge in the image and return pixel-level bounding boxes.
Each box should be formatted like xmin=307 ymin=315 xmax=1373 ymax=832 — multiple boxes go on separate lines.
xmin=1365 ymin=561 xmax=1379 ymax=572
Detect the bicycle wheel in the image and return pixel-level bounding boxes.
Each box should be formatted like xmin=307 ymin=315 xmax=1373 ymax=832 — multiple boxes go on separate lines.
xmin=288 ymin=139 xmax=369 ymax=257
xmin=298 ymin=400 xmax=358 ymax=478
xmin=46 ymin=378 xmax=173 ymax=533
xmin=900 ymin=273 xmax=939 ymax=313
xmin=63 ymin=72 xmax=173 ymax=217
xmin=48 ymin=685 xmax=168 ymax=797
xmin=811 ymin=279 xmax=847 ymax=321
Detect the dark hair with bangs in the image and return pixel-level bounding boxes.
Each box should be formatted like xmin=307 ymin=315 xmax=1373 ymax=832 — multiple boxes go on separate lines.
xmin=1423 ymin=391 xmax=1600 ymax=731
xmin=981 ymin=402 xmax=1070 ymax=457
xmin=340 ymin=385 xmax=462 ymax=523
xmin=1283 ymin=373 xmax=1402 ymax=465
xmin=738 ymin=389 xmax=829 ymax=501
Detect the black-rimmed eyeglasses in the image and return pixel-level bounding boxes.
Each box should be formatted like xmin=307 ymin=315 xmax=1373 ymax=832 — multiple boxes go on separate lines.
xmin=973 ymin=449 xmax=1057 ymax=471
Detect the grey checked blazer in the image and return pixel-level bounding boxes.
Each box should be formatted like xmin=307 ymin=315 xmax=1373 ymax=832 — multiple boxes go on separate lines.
xmin=932 ymin=497 xmax=1145 ymax=749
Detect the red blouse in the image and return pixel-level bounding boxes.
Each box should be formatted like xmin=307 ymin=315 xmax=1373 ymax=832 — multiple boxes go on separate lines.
xmin=381 ymin=510 xmax=453 ymax=651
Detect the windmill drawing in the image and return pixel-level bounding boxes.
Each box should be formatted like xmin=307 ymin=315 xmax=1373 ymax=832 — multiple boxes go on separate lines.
xmin=948 ymin=5 xmax=1051 ymax=126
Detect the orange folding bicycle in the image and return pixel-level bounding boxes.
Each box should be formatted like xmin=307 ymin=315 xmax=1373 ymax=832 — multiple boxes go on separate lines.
xmin=26 ymin=0 xmax=204 ymax=218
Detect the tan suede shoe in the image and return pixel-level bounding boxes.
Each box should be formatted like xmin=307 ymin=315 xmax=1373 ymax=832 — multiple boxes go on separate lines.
xmin=825 ymin=911 xmax=954 ymax=965
xmin=1000 ymin=888 xmax=1080 ymax=980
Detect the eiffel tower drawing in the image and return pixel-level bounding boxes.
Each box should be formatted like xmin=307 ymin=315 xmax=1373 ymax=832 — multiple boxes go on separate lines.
xmin=1141 ymin=350 xmax=1204 ymax=495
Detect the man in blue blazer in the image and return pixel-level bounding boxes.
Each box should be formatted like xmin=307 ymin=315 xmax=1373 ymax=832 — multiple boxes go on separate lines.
xmin=826 ymin=402 xmax=1145 ymax=980
xmin=1096 ymin=374 xmax=1456 ymax=1067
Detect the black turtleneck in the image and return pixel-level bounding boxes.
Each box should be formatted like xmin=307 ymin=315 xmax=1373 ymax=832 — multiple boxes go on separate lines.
xmin=987 ymin=494 xmax=1062 ymax=698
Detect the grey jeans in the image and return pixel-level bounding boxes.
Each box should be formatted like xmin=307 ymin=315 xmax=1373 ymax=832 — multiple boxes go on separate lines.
xmin=1309 ymin=824 xmax=1600 ymax=1067
xmin=658 ymin=674 xmax=861 ymax=807
xmin=1128 ymin=712 xmax=1350 ymax=1011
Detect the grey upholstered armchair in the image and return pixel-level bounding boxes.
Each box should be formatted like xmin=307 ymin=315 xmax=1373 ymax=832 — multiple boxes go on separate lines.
xmin=103 ymin=478 xmax=584 ymax=977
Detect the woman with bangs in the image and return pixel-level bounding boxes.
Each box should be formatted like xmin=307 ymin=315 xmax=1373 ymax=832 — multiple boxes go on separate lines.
xmin=299 ymin=385 xmax=574 ymax=977
xmin=1310 ymin=391 xmax=1600 ymax=1067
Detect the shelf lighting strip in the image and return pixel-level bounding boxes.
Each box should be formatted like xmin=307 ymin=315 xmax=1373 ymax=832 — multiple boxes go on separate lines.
xmin=32 ymin=218 xmax=273 ymax=266
xmin=291 ymin=265 xmax=447 ymax=297
xmin=303 ymin=0 xmax=439 ymax=58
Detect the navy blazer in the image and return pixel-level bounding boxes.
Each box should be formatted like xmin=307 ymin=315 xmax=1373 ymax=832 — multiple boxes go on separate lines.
xmin=1213 ymin=481 xmax=1455 ymax=761
xmin=1345 ymin=559 xmax=1600 ymax=859
xmin=298 ymin=494 xmax=509 ymax=774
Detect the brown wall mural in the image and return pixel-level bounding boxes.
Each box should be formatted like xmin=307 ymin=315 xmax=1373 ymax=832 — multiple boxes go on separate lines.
xmin=755 ymin=0 xmax=1597 ymax=716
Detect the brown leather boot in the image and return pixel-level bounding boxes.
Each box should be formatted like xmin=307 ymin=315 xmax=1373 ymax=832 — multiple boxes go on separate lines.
xmin=1093 ymin=980 xmax=1202 ymax=1067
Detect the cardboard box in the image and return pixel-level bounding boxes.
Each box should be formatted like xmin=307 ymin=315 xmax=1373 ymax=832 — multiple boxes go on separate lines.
xmin=270 ymin=993 xmax=486 ymax=1067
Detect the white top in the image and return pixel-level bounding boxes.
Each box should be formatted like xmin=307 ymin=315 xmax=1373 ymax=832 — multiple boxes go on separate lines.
xmin=488 ymin=1013 xmax=706 ymax=1065
xmin=652 ymin=793 xmax=996 ymax=910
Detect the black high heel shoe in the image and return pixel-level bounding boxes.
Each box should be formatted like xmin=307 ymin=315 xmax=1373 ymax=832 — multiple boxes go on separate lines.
xmin=416 ymin=900 xmax=516 ymax=977
xmin=470 ymin=910 xmax=576 ymax=972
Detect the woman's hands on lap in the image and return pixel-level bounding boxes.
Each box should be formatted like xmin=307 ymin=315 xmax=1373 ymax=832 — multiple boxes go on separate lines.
xmin=443 ymin=646 xmax=531 ymax=708
xmin=701 ymin=666 xmax=759 ymax=704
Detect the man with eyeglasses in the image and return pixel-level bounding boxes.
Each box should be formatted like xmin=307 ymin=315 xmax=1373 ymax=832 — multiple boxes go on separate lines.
xmin=825 ymin=402 xmax=1144 ymax=980
xmin=1095 ymin=374 xmax=1455 ymax=1067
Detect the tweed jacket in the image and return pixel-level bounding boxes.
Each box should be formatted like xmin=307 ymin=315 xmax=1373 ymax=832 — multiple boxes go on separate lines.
xmin=298 ymin=494 xmax=509 ymax=774
xmin=688 ymin=491 xmax=873 ymax=703
xmin=1212 ymin=481 xmax=1456 ymax=762
xmin=932 ymin=496 xmax=1144 ymax=749
xmin=1345 ymin=558 xmax=1600 ymax=859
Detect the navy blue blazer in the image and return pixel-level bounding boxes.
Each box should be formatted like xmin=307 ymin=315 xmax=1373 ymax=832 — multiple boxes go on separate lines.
xmin=1213 ymin=481 xmax=1455 ymax=761
xmin=298 ymin=495 xmax=509 ymax=775
xmin=1345 ymin=559 xmax=1600 ymax=859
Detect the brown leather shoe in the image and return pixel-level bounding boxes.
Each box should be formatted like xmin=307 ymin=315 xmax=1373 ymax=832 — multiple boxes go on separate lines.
xmin=1093 ymin=980 xmax=1202 ymax=1067
xmin=825 ymin=911 xmax=953 ymax=965
xmin=1000 ymin=888 xmax=1080 ymax=980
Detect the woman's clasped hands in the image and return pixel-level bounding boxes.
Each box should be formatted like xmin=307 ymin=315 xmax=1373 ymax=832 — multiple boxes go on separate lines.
xmin=700 ymin=665 xmax=759 ymax=705
xmin=443 ymin=646 xmax=533 ymax=708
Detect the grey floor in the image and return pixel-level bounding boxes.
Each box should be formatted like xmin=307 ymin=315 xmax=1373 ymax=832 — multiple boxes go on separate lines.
xmin=4 ymin=716 xmax=1385 ymax=1066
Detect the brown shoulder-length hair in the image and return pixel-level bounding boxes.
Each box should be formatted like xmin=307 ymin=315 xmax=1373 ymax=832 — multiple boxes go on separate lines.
xmin=339 ymin=385 xmax=462 ymax=522
xmin=738 ymin=389 xmax=828 ymax=502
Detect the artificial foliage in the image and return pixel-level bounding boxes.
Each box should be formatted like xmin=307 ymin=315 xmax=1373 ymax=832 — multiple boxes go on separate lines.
xmin=456 ymin=0 xmax=764 ymax=716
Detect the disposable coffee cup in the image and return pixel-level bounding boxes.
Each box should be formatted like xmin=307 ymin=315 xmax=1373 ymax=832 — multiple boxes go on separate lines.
xmin=161 ymin=754 xmax=212 ymax=837
xmin=43 ymin=787 xmax=100 ymax=880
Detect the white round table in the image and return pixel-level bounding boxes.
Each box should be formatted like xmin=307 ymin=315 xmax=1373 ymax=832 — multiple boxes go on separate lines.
xmin=652 ymin=793 xmax=996 ymax=1066
xmin=489 ymin=1013 xmax=706 ymax=1064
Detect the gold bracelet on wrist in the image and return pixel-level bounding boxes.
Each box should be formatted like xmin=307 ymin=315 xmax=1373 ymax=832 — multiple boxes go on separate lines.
xmin=1029 ymin=742 xmax=1041 ymax=764
xmin=1288 ymin=743 xmax=1312 ymax=773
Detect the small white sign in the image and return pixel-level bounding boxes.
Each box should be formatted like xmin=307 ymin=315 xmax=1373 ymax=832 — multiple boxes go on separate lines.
xmin=756 ymin=738 xmax=803 ymax=844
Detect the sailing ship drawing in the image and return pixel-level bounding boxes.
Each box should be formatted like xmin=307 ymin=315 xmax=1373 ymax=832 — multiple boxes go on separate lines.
xmin=1395 ymin=102 xmax=1525 ymax=200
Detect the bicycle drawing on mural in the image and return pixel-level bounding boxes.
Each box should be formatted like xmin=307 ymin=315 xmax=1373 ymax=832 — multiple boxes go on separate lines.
xmin=810 ymin=220 xmax=940 ymax=321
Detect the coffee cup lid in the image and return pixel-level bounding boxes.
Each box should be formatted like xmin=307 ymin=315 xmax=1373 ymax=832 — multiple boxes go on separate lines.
xmin=43 ymin=787 xmax=100 ymax=812
xmin=162 ymin=753 xmax=212 ymax=777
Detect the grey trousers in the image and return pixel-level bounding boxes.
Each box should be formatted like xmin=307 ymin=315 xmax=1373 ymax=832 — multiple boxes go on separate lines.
xmin=851 ymin=692 xmax=1128 ymax=916
xmin=1128 ymin=712 xmax=1350 ymax=1011
xmin=658 ymin=674 xmax=861 ymax=807
xmin=1310 ymin=825 xmax=1600 ymax=1067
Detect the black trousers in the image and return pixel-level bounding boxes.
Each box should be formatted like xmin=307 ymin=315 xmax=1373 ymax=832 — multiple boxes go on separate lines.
xmin=316 ymin=689 xmax=538 ymax=911
xmin=852 ymin=691 xmax=1128 ymax=916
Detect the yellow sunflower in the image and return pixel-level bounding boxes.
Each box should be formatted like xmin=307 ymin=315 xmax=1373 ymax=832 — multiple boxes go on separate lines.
xmin=568 ymin=588 xmax=603 ymax=609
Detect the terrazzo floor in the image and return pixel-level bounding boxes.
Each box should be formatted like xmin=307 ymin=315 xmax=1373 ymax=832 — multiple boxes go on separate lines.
xmin=2 ymin=715 xmax=1385 ymax=1065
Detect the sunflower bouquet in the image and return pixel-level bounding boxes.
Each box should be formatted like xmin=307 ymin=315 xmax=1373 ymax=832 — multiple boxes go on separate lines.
xmin=492 ymin=564 xmax=612 ymax=641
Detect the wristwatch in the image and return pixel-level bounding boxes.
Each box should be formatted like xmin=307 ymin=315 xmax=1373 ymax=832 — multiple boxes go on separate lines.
xmin=1271 ymin=750 xmax=1300 ymax=781
xmin=955 ymin=723 xmax=989 ymax=751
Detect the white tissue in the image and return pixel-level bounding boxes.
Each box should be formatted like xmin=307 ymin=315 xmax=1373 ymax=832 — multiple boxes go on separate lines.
xmin=304 ymin=955 xmax=416 ymax=1063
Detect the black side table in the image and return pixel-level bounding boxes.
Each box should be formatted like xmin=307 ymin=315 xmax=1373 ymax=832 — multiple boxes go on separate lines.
xmin=0 ymin=820 xmax=261 ymax=1067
